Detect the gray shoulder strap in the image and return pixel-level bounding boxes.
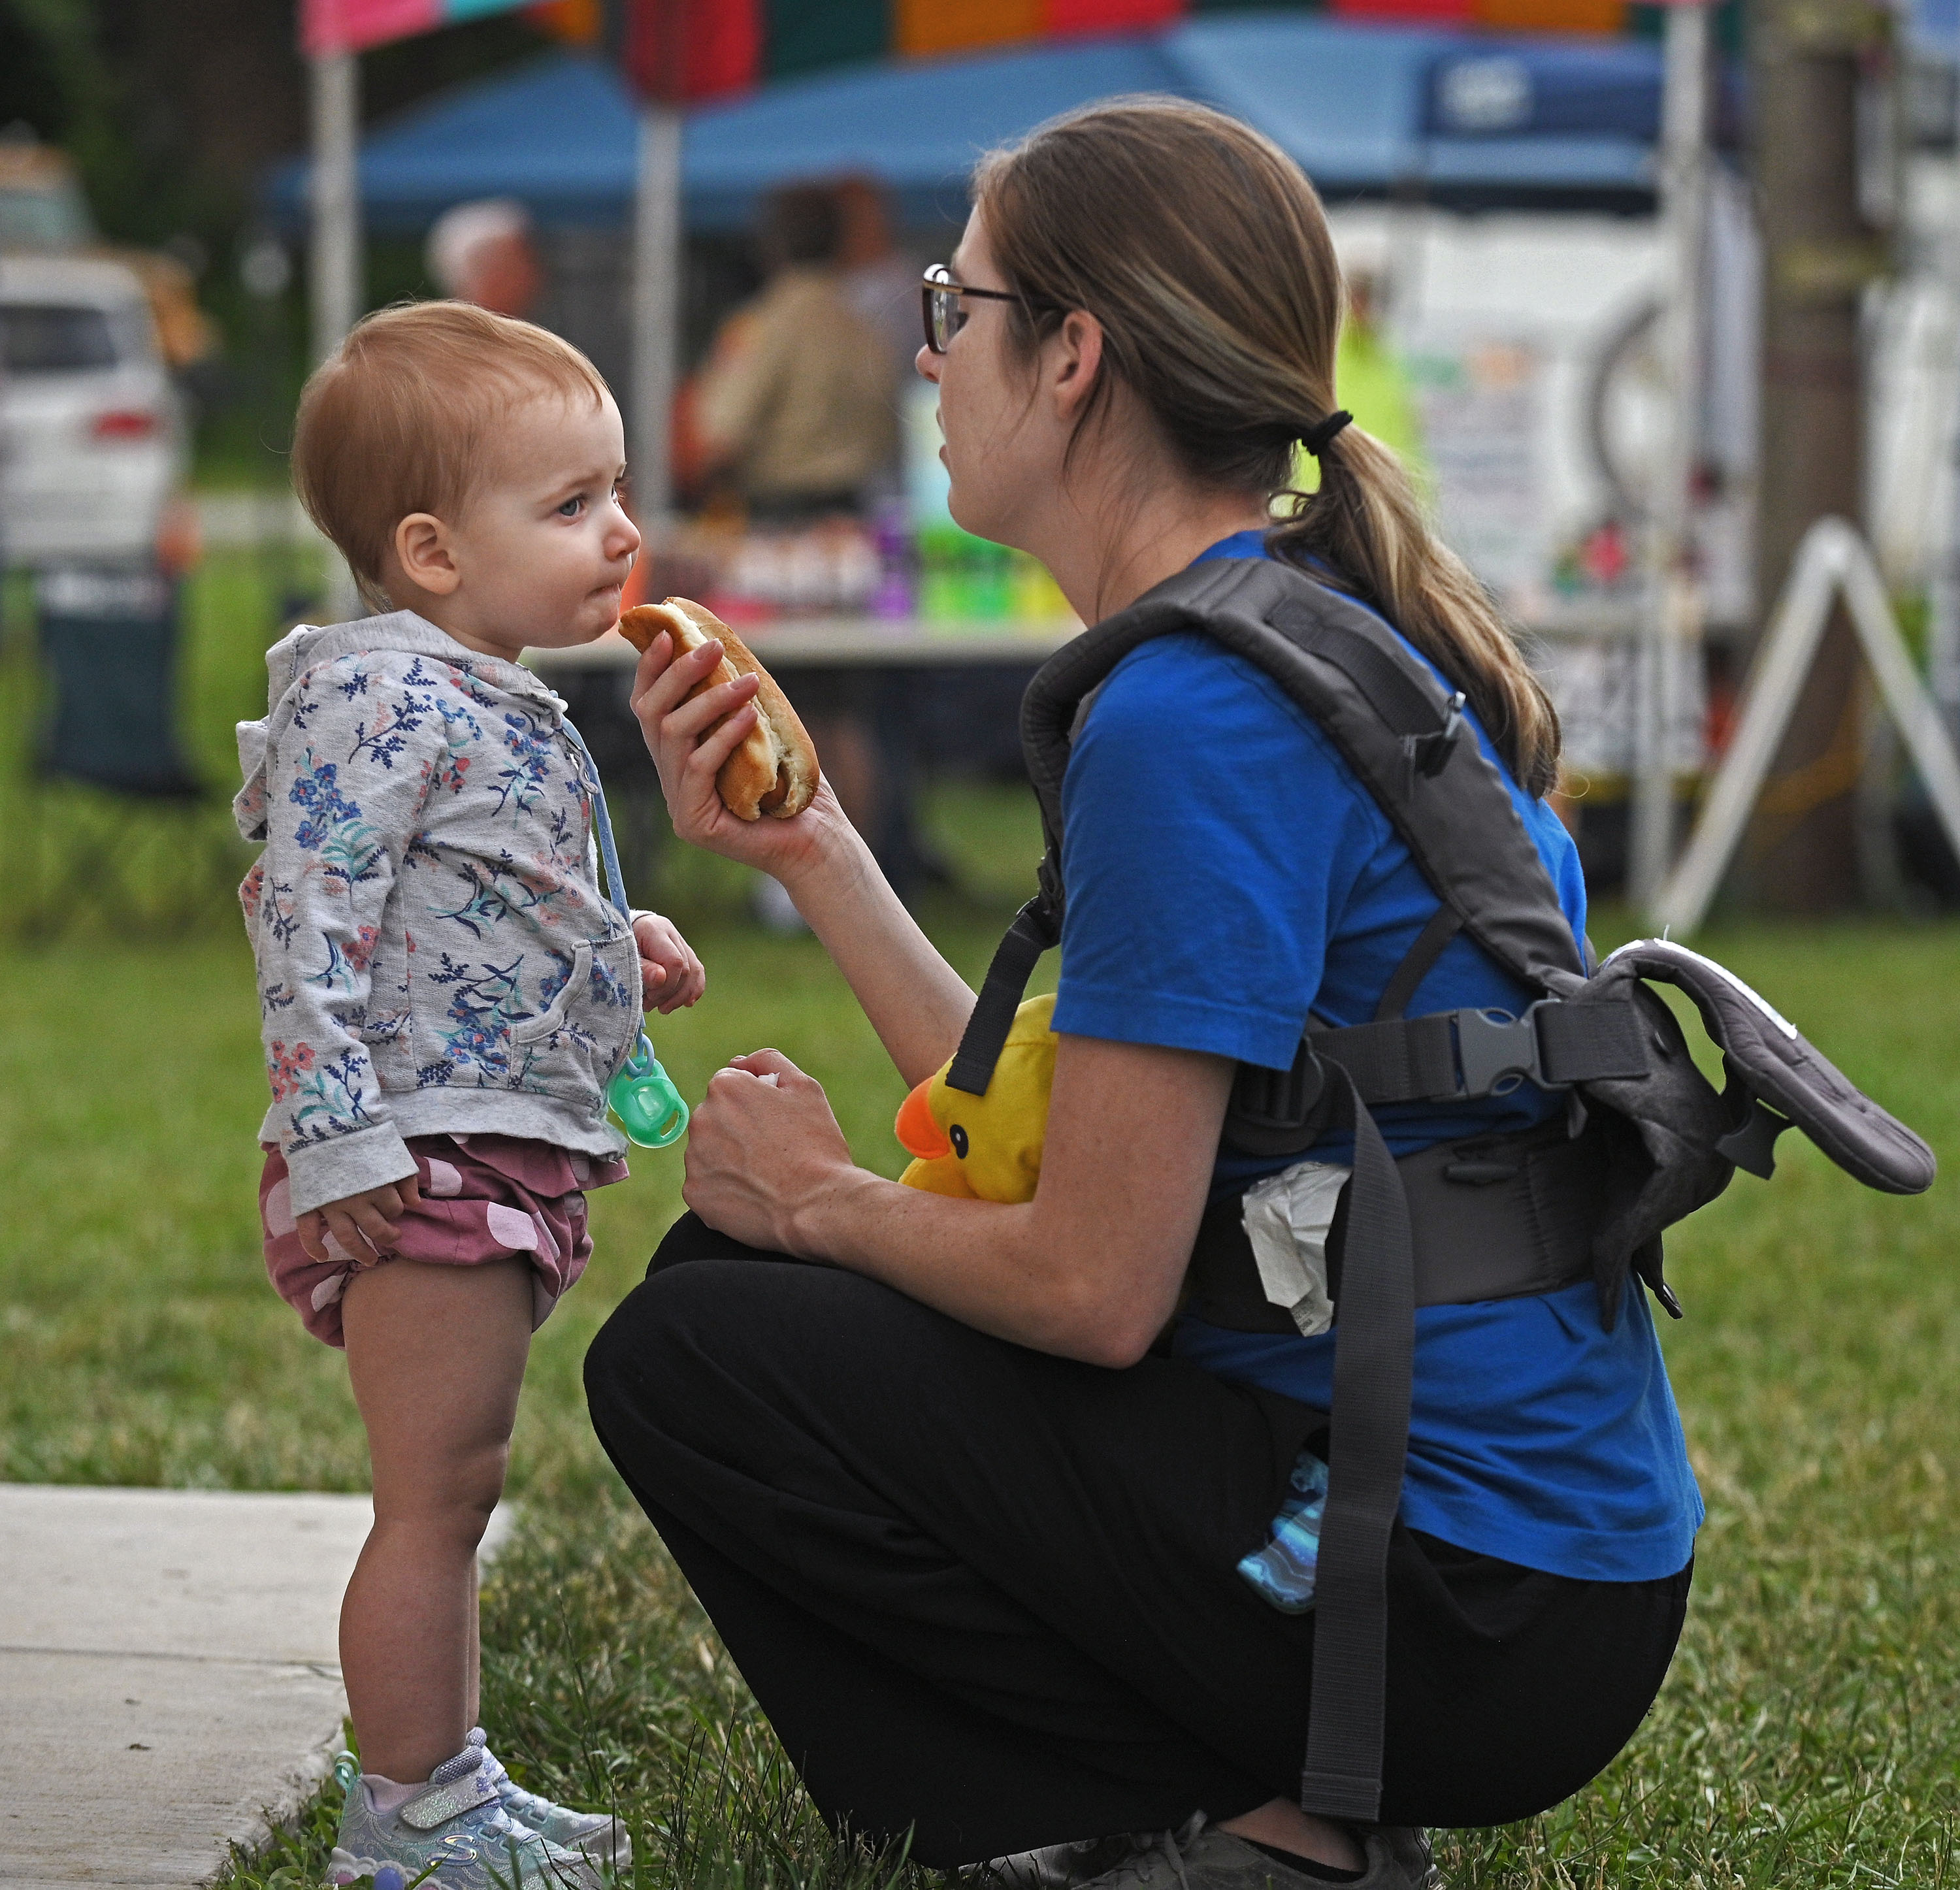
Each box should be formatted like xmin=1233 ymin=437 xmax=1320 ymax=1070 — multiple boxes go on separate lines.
xmin=1019 ymin=558 xmax=1584 ymax=990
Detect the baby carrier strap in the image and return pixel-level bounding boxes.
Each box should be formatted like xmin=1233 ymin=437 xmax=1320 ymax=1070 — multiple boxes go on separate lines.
xmin=1020 ymin=557 xmax=1585 ymax=982
xmin=945 ymin=552 xmax=1934 ymax=1827
xmin=953 ymin=556 xmax=1597 ymax=1094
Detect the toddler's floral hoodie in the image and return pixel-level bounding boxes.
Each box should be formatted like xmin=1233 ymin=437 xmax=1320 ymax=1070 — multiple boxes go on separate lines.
xmin=235 ymin=611 xmax=639 ymax=1217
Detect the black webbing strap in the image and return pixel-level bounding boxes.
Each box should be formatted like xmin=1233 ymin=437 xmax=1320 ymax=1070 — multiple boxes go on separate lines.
xmin=1311 ymin=1015 xmax=1460 ymax=1103
xmin=1304 ymin=995 xmax=1648 ymax=1111
xmin=1373 ymin=907 xmax=1465 ymax=1023
xmin=947 ymin=896 xmax=1062 ymax=1096
xmin=1299 ymin=1063 xmax=1415 ymax=1823
xmin=1534 ymin=1000 xmax=1649 ymax=1086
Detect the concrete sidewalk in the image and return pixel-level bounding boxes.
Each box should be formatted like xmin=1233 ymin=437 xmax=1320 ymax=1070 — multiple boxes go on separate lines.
xmin=0 ymin=1485 xmax=372 ymax=1889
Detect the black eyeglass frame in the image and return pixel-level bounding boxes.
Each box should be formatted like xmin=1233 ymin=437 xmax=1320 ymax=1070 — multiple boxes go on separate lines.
xmin=919 ymin=264 xmax=1045 ymax=355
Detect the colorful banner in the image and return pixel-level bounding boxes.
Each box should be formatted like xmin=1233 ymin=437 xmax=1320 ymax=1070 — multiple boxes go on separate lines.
xmin=302 ymin=0 xmax=536 ymax=57
xmin=623 ymin=0 xmax=1632 ymax=103
xmin=308 ymin=0 xmax=1637 ymax=77
xmin=628 ymin=0 xmax=1190 ymax=101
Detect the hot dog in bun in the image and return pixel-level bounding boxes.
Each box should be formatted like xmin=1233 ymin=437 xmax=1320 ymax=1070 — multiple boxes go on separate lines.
xmin=619 ymin=598 xmax=819 ymax=821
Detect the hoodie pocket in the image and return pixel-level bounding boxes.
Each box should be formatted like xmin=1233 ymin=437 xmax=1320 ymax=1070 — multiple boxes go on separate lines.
xmin=509 ymin=932 xmax=642 ymax=1105
xmin=512 ymin=944 xmax=593 ymax=1047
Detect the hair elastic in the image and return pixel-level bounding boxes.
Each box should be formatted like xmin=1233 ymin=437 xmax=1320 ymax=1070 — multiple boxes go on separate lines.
xmin=1301 ymin=410 xmax=1353 ymax=457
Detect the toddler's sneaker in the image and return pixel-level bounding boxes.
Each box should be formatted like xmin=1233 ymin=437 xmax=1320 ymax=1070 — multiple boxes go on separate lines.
xmin=328 ymin=1738 xmax=604 ymax=1889
xmin=471 ymin=1729 xmax=631 ymax=1867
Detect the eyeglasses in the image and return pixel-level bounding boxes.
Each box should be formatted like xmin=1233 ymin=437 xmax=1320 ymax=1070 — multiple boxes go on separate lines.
xmin=919 ymin=264 xmax=1027 ymax=355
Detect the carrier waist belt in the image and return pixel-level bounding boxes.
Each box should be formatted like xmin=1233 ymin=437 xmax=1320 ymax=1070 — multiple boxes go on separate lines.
xmin=1186 ymin=1120 xmax=1606 ymax=1334
xmin=1228 ymin=1000 xmax=1651 ymax=1139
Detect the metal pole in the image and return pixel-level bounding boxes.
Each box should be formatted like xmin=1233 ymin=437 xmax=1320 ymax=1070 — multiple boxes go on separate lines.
xmin=309 ymin=46 xmax=362 ymax=619
xmin=1931 ymin=468 xmax=1960 ymax=744
xmin=1656 ymin=515 xmax=1960 ymax=932
xmin=1927 ymin=63 xmax=1960 ymax=745
xmin=1632 ymin=0 xmax=1711 ymax=912
xmin=630 ymin=103 xmax=683 ymax=531
xmin=1746 ymin=0 xmax=1884 ymax=911
xmin=308 ymin=49 xmax=361 ymax=365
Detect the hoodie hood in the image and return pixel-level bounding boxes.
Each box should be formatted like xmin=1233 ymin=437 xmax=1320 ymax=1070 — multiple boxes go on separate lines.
xmin=233 ymin=610 xmax=566 ymax=841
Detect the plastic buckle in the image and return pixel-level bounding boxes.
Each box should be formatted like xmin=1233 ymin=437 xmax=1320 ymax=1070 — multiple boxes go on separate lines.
xmin=1448 ymin=1002 xmax=1563 ymax=1098
xmin=1402 ymin=691 xmax=1468 ymax=789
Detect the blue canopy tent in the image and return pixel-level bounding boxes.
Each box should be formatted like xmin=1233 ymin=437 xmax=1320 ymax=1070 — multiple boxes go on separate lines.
xmin=267 ymin=16 xmax=1681 ymax=235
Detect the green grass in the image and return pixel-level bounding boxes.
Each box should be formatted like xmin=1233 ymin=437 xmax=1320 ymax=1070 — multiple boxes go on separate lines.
xmin=0 ymin=905 xmax=1031 ymax=1493
xmin=3 ymin=559 xmax=1959 ymax=1885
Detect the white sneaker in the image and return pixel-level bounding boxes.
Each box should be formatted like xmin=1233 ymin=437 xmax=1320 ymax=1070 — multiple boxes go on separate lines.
xmin=327 ymin=1739 xmax=603 ymax=1889
xmin=474 ymin=1731 xmax=630 ymax=1868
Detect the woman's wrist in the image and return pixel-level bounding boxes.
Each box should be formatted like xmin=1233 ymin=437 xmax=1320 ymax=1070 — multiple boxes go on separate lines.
xmin=783 ymin=1160 xmax=888 ymax=1263
xmin=771 ymin=807 xmax=874 ymax=907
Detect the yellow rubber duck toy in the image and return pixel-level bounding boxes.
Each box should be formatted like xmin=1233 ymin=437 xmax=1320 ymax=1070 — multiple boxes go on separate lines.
xmin=893 ymin=994 xmax=1057 ymax=1202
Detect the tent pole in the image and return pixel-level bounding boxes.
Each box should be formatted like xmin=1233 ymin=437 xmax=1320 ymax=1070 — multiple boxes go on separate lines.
xmin=309 ymin=45 xmax=362 ymax=619
xmin=1632 ymin=0 xmax=1710 ymax=915
xmin=308 ymin=48 xmax=361 ymax=366
xmin=631 ymin=103 xmax=683 ymax=532
xmin=1927 ymin=63 xmax=1960 ymax=749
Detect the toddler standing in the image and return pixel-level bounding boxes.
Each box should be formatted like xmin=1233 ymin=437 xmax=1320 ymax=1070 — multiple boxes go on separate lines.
xmin=235 ymin=302 xmax=700 ymax=1886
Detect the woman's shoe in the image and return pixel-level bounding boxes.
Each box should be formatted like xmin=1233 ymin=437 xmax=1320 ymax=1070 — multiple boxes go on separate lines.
xmin=472 ymin=1730 xmax=631 ymax=1867
xmin=1351 ymin=1826 xmax=1440 ymax=1889
xmin=327 ymin=1738 xmax=604 ymax=1889
xmin=1062 ymin=1815 xmax=1441 ymax=1890
xmin=977 ymin=1832 xmax=1145 ymax=1887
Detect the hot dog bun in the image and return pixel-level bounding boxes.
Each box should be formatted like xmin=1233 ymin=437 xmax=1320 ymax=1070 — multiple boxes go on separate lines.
xmin=618 ymin=598 xmax=819 ymax=821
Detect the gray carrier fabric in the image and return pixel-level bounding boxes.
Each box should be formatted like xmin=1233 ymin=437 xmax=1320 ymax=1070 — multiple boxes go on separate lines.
xmin=947 ymin=554 xmax=1934 ymax=1825
xmin=1186 ymin=1119 xmax=1608 ymax=1333
xmin=1019 ymin=559 xmax=1588 ymax=989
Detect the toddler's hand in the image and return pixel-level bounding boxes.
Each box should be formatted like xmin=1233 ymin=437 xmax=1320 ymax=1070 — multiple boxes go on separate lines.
xmin=634 ymin=910 xmax=706 ymax=1014
xmin=297 ymin=1175 xmax=421 ymax=1266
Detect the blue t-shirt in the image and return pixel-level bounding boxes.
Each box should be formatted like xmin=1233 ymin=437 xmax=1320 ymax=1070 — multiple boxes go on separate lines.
xmin=1051 ymin=530 xmax=1701 ymax=1582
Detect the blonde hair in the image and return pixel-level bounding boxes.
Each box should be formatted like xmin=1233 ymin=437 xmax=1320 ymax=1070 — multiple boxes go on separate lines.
xmin=973 ymin=98 xmax=1561 ymax=796
xmin=291 ymin=300 xmax=610 ymax=607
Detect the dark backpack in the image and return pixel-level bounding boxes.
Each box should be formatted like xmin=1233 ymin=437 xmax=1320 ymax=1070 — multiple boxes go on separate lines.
xmin=949 ymin=555 xmax=1934 ymax=1822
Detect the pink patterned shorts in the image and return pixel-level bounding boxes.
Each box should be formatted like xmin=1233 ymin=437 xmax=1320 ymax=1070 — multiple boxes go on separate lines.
xmin=259 ymin=1133 xmax=629 ymax=1348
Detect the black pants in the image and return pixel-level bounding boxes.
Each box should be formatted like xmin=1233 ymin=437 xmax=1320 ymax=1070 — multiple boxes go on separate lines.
xmin=583 ymin=1215 xmax=1690 ymax=1867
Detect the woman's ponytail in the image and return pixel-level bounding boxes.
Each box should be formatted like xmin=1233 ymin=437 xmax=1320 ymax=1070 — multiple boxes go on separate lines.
xmin=977 ymin=97 xmax=1563 ymax=798
xmin=1271 ymin=428 xmax=1562 ymax=797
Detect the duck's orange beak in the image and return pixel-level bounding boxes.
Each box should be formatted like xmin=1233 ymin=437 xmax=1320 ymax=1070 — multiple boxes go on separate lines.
xmin=894 ymin=1078 xmax=951 ymax=1160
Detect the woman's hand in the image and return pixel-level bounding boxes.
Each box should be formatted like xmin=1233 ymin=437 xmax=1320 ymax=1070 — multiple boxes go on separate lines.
xmin=679 ymin=1032 xmax=1234 ymax=1368
xmin=628 ymin=630 xmax=852 ymax=887
xmin=681 ymin=1048 xmax=861 ymax=1256
xmin=628 ymin=626 xmax=979 ymax=1089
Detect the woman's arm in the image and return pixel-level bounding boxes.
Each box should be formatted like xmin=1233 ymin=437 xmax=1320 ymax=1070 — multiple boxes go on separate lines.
xmin=630 ymin=632 xmax=975 ymax=1084
xmin=679 ymin=1031 xmax=1234 ymax=1367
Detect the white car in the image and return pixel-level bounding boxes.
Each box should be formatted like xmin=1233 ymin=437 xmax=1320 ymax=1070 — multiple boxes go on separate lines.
xmin=0 ymin=254 xmax=186 ymax=567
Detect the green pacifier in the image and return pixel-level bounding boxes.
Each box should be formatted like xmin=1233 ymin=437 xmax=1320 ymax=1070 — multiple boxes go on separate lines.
xmin=609 ymin=1030 xmax=689 ymax=1149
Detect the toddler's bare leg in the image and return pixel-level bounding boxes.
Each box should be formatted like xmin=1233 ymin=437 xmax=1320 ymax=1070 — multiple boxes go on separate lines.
xmin=339 ymin=1256 xmax=534 ymax=1784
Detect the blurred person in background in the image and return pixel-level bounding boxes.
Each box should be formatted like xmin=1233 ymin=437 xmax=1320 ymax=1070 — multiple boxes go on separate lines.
xmin=425 ymin=199 xmax=542 ymax=319
xmin=1331 ymin=236 xmax=1426 ymax=489
xmin=694 ymin=184 xmax=907 ymax=925
xmin=694 ymin=184 xmax=898 ymax=523
xmin=837 ymin=174 xmax=923 ymax=399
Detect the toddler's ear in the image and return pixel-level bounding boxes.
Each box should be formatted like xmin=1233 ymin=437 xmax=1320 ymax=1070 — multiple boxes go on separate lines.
xmin=393 ymin=512 xmax=461 ymax=597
